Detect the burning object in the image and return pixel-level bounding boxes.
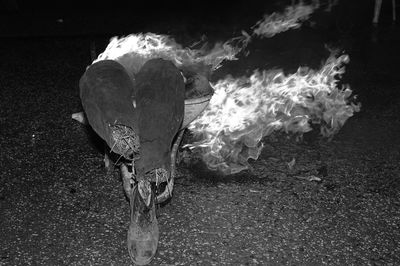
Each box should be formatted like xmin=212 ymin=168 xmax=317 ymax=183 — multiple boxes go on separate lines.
xmin=80 ymin=58 xmax=189 ymax=265
xmin=74 ymin=2 xmax=360 ymax=265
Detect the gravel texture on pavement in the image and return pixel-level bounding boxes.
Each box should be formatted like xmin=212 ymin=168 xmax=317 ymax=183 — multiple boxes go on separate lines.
xmin=1 ymin=18 xmax=400 ymax=265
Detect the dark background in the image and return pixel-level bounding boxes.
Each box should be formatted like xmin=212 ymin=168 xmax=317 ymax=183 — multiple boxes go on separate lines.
xmin=0 ymin=0 xmax=380 ymax=37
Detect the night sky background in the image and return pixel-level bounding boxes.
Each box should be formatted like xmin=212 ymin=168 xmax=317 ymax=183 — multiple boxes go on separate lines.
xmin=0 ymin=0 xmax=380 ymax=37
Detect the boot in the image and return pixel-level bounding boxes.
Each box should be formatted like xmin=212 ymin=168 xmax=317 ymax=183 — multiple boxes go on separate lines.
xmin=127 ymin=180 xmax=159 ymax=265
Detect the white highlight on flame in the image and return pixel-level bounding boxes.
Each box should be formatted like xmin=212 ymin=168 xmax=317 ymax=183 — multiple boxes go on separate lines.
xmin=94 ymin=33 xmax=241 ymax=76
xmin=92 ymin=2 xmax=358 ymax=175
xmin=252 ymin=2 xmax=315 ymax=38
xmin=186 ymin=54 xmax=360 ymax=174
xmin=92 ymin=2 xmax=318 ymax=75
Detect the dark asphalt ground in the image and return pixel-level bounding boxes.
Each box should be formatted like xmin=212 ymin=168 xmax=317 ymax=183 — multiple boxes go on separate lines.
xmin=1 ymin=5 xmax=400 ymax=265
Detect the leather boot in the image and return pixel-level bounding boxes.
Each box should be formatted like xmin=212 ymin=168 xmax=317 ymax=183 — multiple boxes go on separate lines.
xmin=127 ymin=180 xmax=159 ymax=265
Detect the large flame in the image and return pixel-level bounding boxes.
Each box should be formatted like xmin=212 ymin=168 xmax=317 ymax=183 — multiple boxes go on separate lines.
xmin=93 ymin=2 xmax=359 ymax=175
xmin=186 ymin=54 xmax=360 ymax=174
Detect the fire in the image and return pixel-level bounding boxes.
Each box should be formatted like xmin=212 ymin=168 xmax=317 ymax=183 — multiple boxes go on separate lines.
xmin=252 ymin=2 xmax=316 ymax=38
xmin=94 ymin=33 xmax=242 ymax=76
xmin=92 ymin=2 xmax=360 ymax=174
xmin=186 ymin=54 xmax=360 ymax=174
xmin=93 ymin=3 xmax=318 ymax=75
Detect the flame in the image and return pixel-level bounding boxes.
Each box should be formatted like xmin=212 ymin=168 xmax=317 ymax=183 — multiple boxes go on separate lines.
xmin=93 ymin=2 xmax=318 ymax=75
xmin=252 ymin=2 xmax=316 ymax=38
xmin=94 ymin=33 xmax=242 ymax=76
xmin=186 ymin=54 xmax=360 ymax=174
xmin=92 ymin=2 xmax=359 ymax=175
